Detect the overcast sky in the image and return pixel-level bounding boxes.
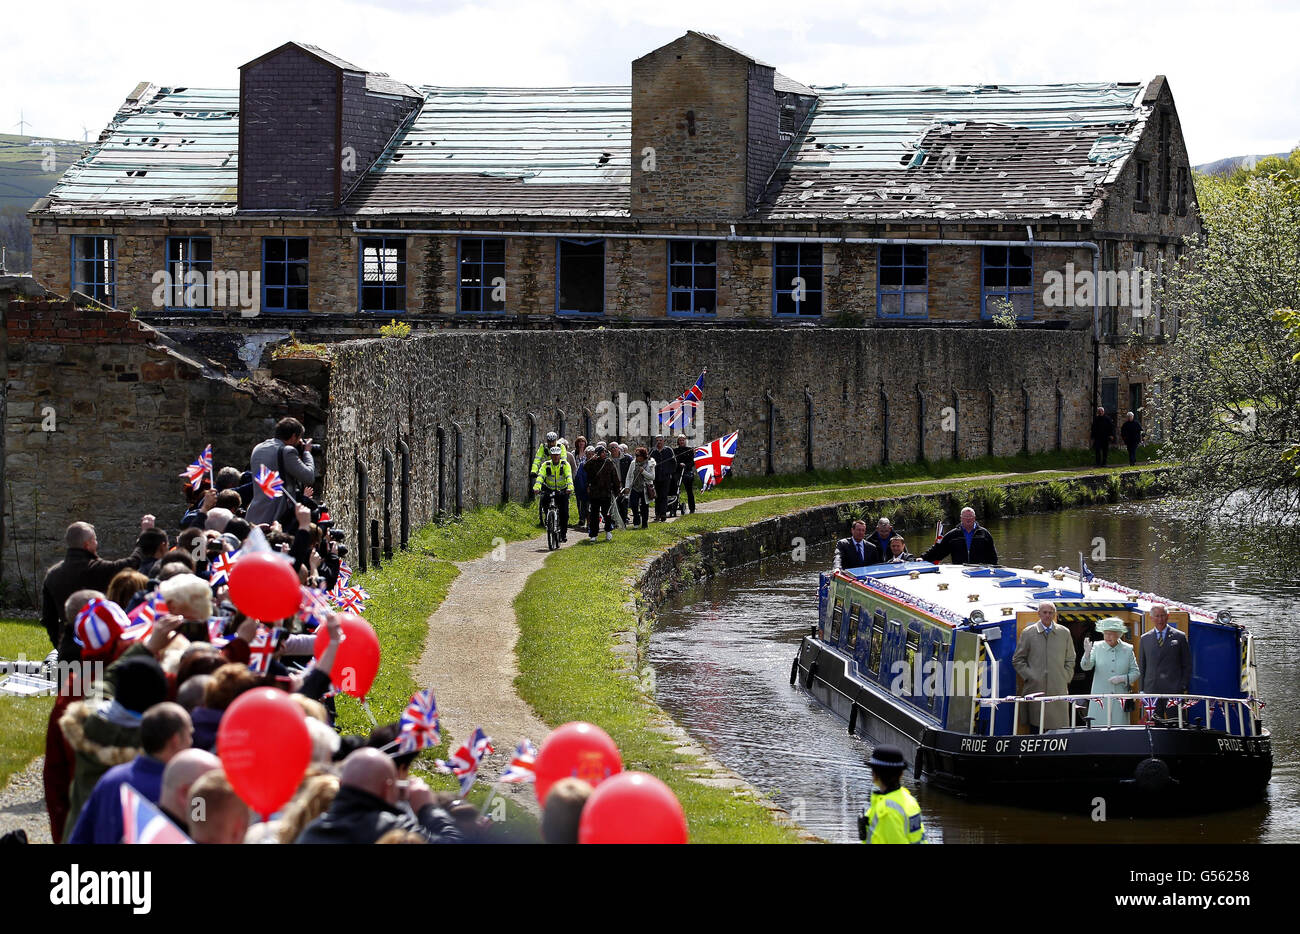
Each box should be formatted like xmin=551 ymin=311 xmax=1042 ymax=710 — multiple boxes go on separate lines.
xmin=4 ymin=0 xmax=1297 ymax=164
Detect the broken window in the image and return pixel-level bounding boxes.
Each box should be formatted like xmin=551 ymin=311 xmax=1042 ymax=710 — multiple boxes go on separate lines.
xmin=1159 ymin=111 xmax=1172 ymax=215
xmin=360 ymin=238 xmax=406 ymax=313
xmin=1134 ymin=160 xmax=1150 ymax=208
xmin=71 ymin=236 xmax=115 ymax=305
xmin=458 ymin=238 xmax=506 ymax=313
xmin=556 ymin=238 xmax=604 ymax=315
xmin=262 ymin=237 xmax=309 ymax=312
xmin=981 ymin=245 xmax=1034 ymax=321
xmin=165 ymin=236 xmax=212 ymax=309
xmin=773 ymin=242 xmax=823 ymax=317
xmin=668 ymin=240 xmax=717 ymax=316
xmin=877 ymin=244 xmax=928 ymax=319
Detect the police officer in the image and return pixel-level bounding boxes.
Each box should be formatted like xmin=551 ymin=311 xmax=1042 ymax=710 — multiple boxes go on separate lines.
xmin=530 ymin=432 xmax=568 ymax=489
xmin=532 ymin=446 xmax=573 ymax=542
xmin=858 ymin=745 xmax=926 ymax=844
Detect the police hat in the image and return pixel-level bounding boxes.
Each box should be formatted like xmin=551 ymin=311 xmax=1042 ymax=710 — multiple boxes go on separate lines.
xmin=867 ymin=745 xmax=907 ymax=770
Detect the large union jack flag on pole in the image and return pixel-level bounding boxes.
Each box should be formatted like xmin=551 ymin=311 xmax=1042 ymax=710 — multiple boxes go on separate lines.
xmin=120 ymin=783 xmax=192 ymax=844
xmin=657 ymin=371 xmax=706 ymax=433
xmin=694 ymin=430 xmax=739 ymax=491
xmin=436 ymin=727 xmax=494 ymax=795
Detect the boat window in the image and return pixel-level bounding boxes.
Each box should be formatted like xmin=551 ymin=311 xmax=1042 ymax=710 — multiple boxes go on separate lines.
xmin=830 ymin=597 xmax=845 ymax=642
xmin=905 ymin=628 xmax=921 ymax=697
xmin=869 ymin=625 xmax=885 ymax=676
xmin=927 ymin=629 xmax=949 ymax=712
xmin=847 ymin=602 xmax=863 ymax=649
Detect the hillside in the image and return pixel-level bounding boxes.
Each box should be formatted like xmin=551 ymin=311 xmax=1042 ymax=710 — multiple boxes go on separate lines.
xmin=0 ymin=133 xmax=83 ymax=272
xmin=1194 ymin=152 xmax=1292 ymax=176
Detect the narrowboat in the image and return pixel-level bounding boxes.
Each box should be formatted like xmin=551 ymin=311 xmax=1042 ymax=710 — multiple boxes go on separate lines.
xmin=791 ymin=561 xmax=1272 ymax=813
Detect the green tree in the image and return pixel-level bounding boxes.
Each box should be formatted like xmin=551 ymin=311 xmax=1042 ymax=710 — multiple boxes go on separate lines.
xmin=1147 ymin=169 xmax=1300 ymax=548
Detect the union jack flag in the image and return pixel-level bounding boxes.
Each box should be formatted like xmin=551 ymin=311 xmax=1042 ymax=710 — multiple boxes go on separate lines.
xmin=1141 ymin=696 xmax=1158 ymax=722
xmin=255 ymin=464 xmax=284 ymax=499
xmin=208 ymin=548 xmax=240 ymax=587
xmin=657 ymin=371 xmax=706 ymax=432
xmin=436 ymin=727 xmax=494 ymax=795
xmin=127 ymin=593 xmax=167 ymax=631
xmin=935 ymin=520 xmax=944 ymax=544
xmin=499 ymin=739 xmax=538 ymax=784
xmin=397 ymin=689 xmax=441 ymax=753
xmin=247 ymin=625 xmax=283 ymax=674
xmin=694 ymin=430 xmax=739 ymax=491
xmin=180 ymin=444 xmax=212 ymax=491
xmin=207 ymin=617 xmax=232 ymax=647
xmin=298 ymin=587 xmax=332 ymax=632
xmin=120 ymin=783 xmax=191 ymax=844
xmin=333 ymin=585 xmax=367 ymax=615
xmin=337 ymin=559 xmax=352 ymax=585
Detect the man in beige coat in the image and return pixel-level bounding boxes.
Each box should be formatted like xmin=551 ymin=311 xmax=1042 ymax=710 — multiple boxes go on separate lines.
xmin=1012 ymin=602 xmax=1078 ymax=732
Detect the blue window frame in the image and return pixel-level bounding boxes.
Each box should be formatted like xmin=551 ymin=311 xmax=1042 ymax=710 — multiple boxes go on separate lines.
xmin=164 ymin=236 xmax=213 ymax=310
xmin=556 ymin=238 xmax=604 ymax=315
xmin=981 ymin=245 xmax=1034 ymax=320
xmin=458 ymin=238 xmax=505 ymax=313
xmin=667 ymin=240 xmax=717 ymax=316
xmin=359 ymin=237 xmax=406 ymax=313
xmin=772 ymin=242 xmax=822 ymax=316
xmin=877 ymin=244 xmax=928 ymax=318
xmin=262 ymin=237 xmax=309 ymax=312
xmin=71 ymin=236 xmax=115 ymax=305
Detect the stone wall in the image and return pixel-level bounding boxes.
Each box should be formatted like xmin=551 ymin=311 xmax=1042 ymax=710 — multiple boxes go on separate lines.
xmin=1 ymin=294 xmax=321 ymax=601
xmin=323 ymin=326 xmax=1094 ymax=563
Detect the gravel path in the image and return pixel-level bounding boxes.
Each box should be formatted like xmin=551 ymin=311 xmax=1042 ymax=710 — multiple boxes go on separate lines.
xmin=0 ymin=757 xmax=53 ymax=844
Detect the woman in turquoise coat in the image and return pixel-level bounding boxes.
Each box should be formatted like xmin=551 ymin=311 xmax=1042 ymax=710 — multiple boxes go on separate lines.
xmin=1080 ymin=617 xmax=1140 ymax=726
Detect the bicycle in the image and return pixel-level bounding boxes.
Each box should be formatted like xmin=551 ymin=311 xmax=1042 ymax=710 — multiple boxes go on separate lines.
xmin=541 ymin=490 xmax=560 ymax=551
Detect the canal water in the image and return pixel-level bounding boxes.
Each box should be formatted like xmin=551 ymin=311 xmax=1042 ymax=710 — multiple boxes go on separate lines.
xmin=649 ymin=500 xmax=1299 ymax=843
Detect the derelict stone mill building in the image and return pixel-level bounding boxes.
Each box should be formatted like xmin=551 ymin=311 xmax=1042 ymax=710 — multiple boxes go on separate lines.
xmin=3 ymin=30 xmax=1199 ymax=589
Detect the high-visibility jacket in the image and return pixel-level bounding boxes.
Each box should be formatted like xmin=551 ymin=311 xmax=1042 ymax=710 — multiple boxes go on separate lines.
xmin=531 ymin=440 xmax=568 ymax=476
xmin=862 ymin=787 xmax=925 ymax=844
xmin=533 ymin=459 xmax=574 ymax=494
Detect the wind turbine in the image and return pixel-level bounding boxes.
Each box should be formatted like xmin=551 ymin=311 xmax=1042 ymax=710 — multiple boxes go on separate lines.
xmin=13 ymin=110 xmax=31 ymax=135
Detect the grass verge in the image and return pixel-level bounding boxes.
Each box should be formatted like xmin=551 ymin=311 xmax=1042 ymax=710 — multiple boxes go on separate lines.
xmin=0 ymin=618 xmax=56 ymax=790
xmin=514 ymin=463 xmax=1164 ymax=842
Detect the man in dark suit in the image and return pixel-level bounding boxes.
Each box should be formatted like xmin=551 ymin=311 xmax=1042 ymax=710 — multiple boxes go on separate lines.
xmin=1090 ymin=406 xmax=1115 ymax=467
xmin=1120 ymin=412 xmax=1142 ymax=466
xmin=833 ymin=520 xmax=880 ymax=571
xmin=1138 ymin=604 xmax=1191 ymax=720
xmin=922 ymin=508 xmax=998 ymax=565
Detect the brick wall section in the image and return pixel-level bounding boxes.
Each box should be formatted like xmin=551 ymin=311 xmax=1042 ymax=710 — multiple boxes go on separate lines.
xmin=323 ymin=327 xmax=1093 ymax=555
xmin=240 ymin=46 xmax=340 ymax=211
xmin=631 ymin=33 xmax=751 ymax=218
xmin=2 ymin=296 xmax=321 ymax=599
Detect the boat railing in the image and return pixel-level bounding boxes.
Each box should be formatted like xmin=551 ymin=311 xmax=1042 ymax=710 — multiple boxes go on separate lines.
xmin=974 ymin=693 xmax=1263 ymax=738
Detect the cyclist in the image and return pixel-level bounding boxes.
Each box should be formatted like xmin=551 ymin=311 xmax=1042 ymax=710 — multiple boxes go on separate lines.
xmin=530 ymin=431 xmax=568 ymax=486
xmin=532 ymin=446 xmax=574 ymax=543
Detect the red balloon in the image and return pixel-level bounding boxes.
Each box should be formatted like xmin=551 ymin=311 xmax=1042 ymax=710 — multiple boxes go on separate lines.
xmin=216 ymin=687 xmax=311 ymax=819
xmin=227 ymin=552 xmax=301 ymax=621
xmin=578 ymin=771 xmax=688 ymax=844
xmin=534 ymin=721 xmax=622 ymax=805
xmin=312 ymin=613 xmax=380 ymax=699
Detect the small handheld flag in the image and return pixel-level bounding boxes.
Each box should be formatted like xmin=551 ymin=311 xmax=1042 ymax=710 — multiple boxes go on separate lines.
xmin=121 ymin=783 xmax=192 ymax=844
xmin=499 ymin=739 xmax=538 ymax=784
xmin=694 ymin=430 xmax=739 ymax=491
xmin=255 ymin=464 xmax=285 ymax=499
xmin=180 ymin=444 xmax=212 ymax=492
xmin=208 ymin=548 xmax=240 ymax=587
xmin=935 ymin=520 xmax=944 ymax=544
xmin=657 ymin=371 xmax=706 ymax=432
xmin=397 ymin=689 xmax=441 ymax=753
xmin=435 ymin=727 xmax=494 ymax=795
xmin=247 ymin=624 xmax=283 ymax=674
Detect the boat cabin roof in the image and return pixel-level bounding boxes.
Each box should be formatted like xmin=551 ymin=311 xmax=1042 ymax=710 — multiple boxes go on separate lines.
xmin=834 ymin=561 xmax=1225 ymax=630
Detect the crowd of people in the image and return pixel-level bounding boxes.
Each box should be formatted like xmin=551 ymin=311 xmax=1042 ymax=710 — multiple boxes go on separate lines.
xmin=530 ymin=431 xmax=699 ymax=542
xmin=25 ymin=417 xmax=608 ymax=845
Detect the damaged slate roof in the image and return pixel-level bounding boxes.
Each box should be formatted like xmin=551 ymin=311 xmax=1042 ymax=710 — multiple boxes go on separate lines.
xmin=346 ymin=85 xmax=631 ymax=216
xmin=756 ymin=82 xmax=1150 ymax=221
xmin=37 ymin=63 xmax=1152 ymax=222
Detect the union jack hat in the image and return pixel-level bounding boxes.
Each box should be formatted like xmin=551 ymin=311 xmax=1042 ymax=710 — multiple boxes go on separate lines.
xmin=73 ymin=598 xmax=131 ymax=654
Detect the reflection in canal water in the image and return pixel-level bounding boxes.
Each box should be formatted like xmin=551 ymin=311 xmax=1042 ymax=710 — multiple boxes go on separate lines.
xmin=649 ymin=501 xmax=1299 ymax=843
